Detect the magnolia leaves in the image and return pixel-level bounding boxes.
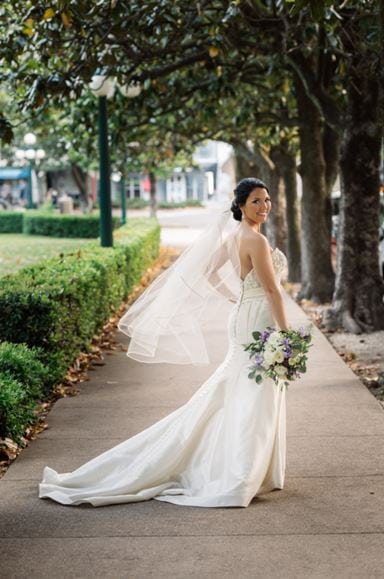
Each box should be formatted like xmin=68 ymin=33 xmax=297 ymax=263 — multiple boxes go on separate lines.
xmin=23 ymin=8 xmax=72 ymax=37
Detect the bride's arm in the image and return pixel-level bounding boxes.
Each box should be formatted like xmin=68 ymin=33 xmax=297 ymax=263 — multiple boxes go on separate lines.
xmin=207 ymin=244 xmax=238 ymax=303
xmin=247 ymin=235 xmax=290 ymax=331
xmin=208 ymin=269 xmax=238 ymax=302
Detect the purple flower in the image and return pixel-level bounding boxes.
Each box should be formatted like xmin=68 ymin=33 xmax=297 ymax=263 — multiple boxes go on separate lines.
xmin=254 ymin=354 xmax=264 ymax=367
xmin=261 ymin=329 xmax=272 ymax=342
xmin=283 ymin=346 xmax=292 ymax=358
xmin=298 ymin=325 xmax=311 ymax=339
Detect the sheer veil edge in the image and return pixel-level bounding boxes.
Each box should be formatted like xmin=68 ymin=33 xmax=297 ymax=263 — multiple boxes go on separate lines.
xmin=118 ymin=201 xmax=241 ymax=365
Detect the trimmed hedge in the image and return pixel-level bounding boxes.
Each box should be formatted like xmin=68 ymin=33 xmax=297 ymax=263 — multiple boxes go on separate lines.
xmin=0 ymin=341 xmax=47 ymax=397
xmin=0 ymin=342 xmax=47 ymax=440
xmin=22 ymin=211 xmax=121 ymax=238
xmin=126 ymin=198 xmax=149 ymax=209
xmin=124 ymin=199 xmax=204 ymax=210
xmin=158 ymin=200 xmax=203 ymax=209
xmin=0 ymin=211 xmax=23 ymax=233
xmin=0 ymin=218 xmax=160 ymax=386
xmin=0 ymin=375 xmax=33 ymax=441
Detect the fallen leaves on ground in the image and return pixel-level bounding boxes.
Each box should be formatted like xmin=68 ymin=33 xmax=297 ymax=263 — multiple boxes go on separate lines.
xmin=284 ymin=284 xmax=384 ymax=408
xmin=0 ymin=246 xmax=180 ymax=479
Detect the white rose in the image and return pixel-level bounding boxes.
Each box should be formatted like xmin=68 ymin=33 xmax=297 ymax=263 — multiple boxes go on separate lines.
xmin=264 ymin=342 xmax=274 ymax=355
xmin=264 ymin=352 xmax=275 ymax=368
xmin=268 ymin=333 xmax=281 ymax=347
xmin=275 ymin=365 xmax=288 ymax=377
xmin=273 ymin=351 xmax=284 ymax=364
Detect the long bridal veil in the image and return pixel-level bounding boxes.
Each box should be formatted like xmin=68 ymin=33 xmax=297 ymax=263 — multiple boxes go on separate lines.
xmin=39 ymin=201 xmax=288 ymax=508
xmin=118 ymin=203 xmax=241 ymax=366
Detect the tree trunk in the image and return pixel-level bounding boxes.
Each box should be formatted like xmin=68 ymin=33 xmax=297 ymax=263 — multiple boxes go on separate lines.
xmin=249 ymin=145 xmax=286 ymax=251
xmin=323 ymin=125 xmax=340 ymax=194
xmin=268 ymin=146 xmax=287 ymax=254
xmin=295 ymin=78 xmax=335 ymax=302
xmin=323 ymin=124 xmax=341 ymax=238
xmin=272 ymin=142 xmax=301 ymax=283
xmin=71 ymin=163 xmax=91 ymax=212
xmin=324 ymin=60 xmax=384 ymax=332
xmin=148 ymin=171 xmax=157 ymax=218
xmin=232 ymin=142 xmax=260 ymax=180
xmin=232 ymin=141 xmax=288 ymax=251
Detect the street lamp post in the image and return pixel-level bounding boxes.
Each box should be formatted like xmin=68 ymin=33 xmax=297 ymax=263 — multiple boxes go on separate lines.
xmin=90 ymin=76 xmax=142 ymax=246
xmin=98 ymin=95 xmax=113 ymax=247
xmin=26 ymin=158 xmax=34 ymax=209
xmin=112 ymin=171 xmax=126 ymax=226
xmin=89 ymin=75 xmax=115 ymax=248
xmin=15 ymin=133 xmax=45 ymax=209
xmin=24 ymin=133 xmax=36 ymax=209
xmin=120 ymin=175 xmax=126 ymax=225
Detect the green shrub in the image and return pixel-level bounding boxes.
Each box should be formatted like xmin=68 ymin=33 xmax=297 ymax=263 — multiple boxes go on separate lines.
xmin=0 ymin=211 xmax=24 ymax=233
xmin=157 ymin=200 xmax=203 ymax=209
xmin=22 ymin=211 xmax=121 ymax=238
xmin=124 ymin=199 xmax=203 ymax=210
xmin=0 ymin=342 xmax=47 ymax=398
xmin=185 ymin=199 xmax=204 ymax=207
xmin=0 ymin=342 xmax=47 ymax=441
xmin=0 ymin=218 xmax=160 ymax=386
xmin=126 ymin=198 xmax=149 ymax=209
xmin=0 ymin=374 xmax=37 ymax=441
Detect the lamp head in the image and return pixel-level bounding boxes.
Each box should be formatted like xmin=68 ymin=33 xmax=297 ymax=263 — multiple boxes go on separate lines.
xmin=89 ymin=75 xmax=115 ymax=98
xmin=119 ymin=82 xmax=142 ymax=98
xmin=24 ymin=133 xmax=37 ymax=146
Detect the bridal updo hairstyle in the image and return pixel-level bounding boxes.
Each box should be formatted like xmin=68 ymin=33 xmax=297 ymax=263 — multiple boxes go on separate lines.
xmin=231 ymin=178 xmax=269 ymax=222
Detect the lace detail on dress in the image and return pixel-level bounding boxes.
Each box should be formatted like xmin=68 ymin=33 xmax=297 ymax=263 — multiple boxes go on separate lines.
xmin=271 ymin=247 xmax=287 ymax=276
xmin=242 ymin=248 xmax=287 ymax=291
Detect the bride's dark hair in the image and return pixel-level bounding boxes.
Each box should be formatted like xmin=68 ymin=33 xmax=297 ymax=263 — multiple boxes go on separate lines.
xmin=231 ymin=178 xmax=269 ymax=222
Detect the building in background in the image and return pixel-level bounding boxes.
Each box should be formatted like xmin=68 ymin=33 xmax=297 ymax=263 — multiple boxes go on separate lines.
xmin=0 ymin=167 xmax=30 ymax=207
xmin=1 ymin=140 xmax=236 ymax=210
xmin=114 ymin=141 xmax=236 ymax=205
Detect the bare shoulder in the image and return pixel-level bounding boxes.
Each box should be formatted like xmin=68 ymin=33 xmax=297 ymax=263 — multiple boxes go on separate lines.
xmin=240 ymin=230 xmax=269 ymax=254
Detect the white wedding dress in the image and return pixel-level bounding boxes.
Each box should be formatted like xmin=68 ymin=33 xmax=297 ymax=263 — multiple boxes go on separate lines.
xmin=39 ymin=248 xmax=287 ymax=508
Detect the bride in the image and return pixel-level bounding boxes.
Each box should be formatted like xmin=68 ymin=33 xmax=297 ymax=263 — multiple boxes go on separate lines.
xmin=39 ymin=177 xmax=290 ymax=508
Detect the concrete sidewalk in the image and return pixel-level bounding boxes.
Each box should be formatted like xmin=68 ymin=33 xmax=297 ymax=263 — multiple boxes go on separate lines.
xmin=1 ymin=294 xmax=384 ymax=578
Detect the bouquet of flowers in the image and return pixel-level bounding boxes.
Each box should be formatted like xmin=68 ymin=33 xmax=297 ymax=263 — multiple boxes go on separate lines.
xmin=244 ymin=325 xmax=312 ymax=390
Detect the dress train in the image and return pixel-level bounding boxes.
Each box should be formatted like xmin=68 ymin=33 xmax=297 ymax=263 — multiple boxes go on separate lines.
xmin=39 ymin=248 xmax=287 ymax=508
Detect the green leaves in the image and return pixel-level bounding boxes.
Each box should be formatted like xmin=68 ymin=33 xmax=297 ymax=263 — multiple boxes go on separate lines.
xmin=0 ymin=113 xmax=14 ymax=143
xmin=0 ymin=0 xmax=379 ymax=196
xmin=247 ymin=370 xmax=263 ymax=383
xmin=0 ymin=218 xmax=160 ymax=389
xmin=22 ymin=212 xmax=121 ymax=238
xmin=0 ymin=342 xmax=47 ymax=441
xmin=285 ymin=0 xmax=330 ymax=20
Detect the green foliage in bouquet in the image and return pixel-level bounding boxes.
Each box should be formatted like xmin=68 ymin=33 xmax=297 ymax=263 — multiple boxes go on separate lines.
xmin=244 ymin=326 xmax=313 ymax=390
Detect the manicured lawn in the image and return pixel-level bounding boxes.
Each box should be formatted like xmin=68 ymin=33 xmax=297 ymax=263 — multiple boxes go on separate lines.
xmin=0 ymin=234 xmax=91 ymax=276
